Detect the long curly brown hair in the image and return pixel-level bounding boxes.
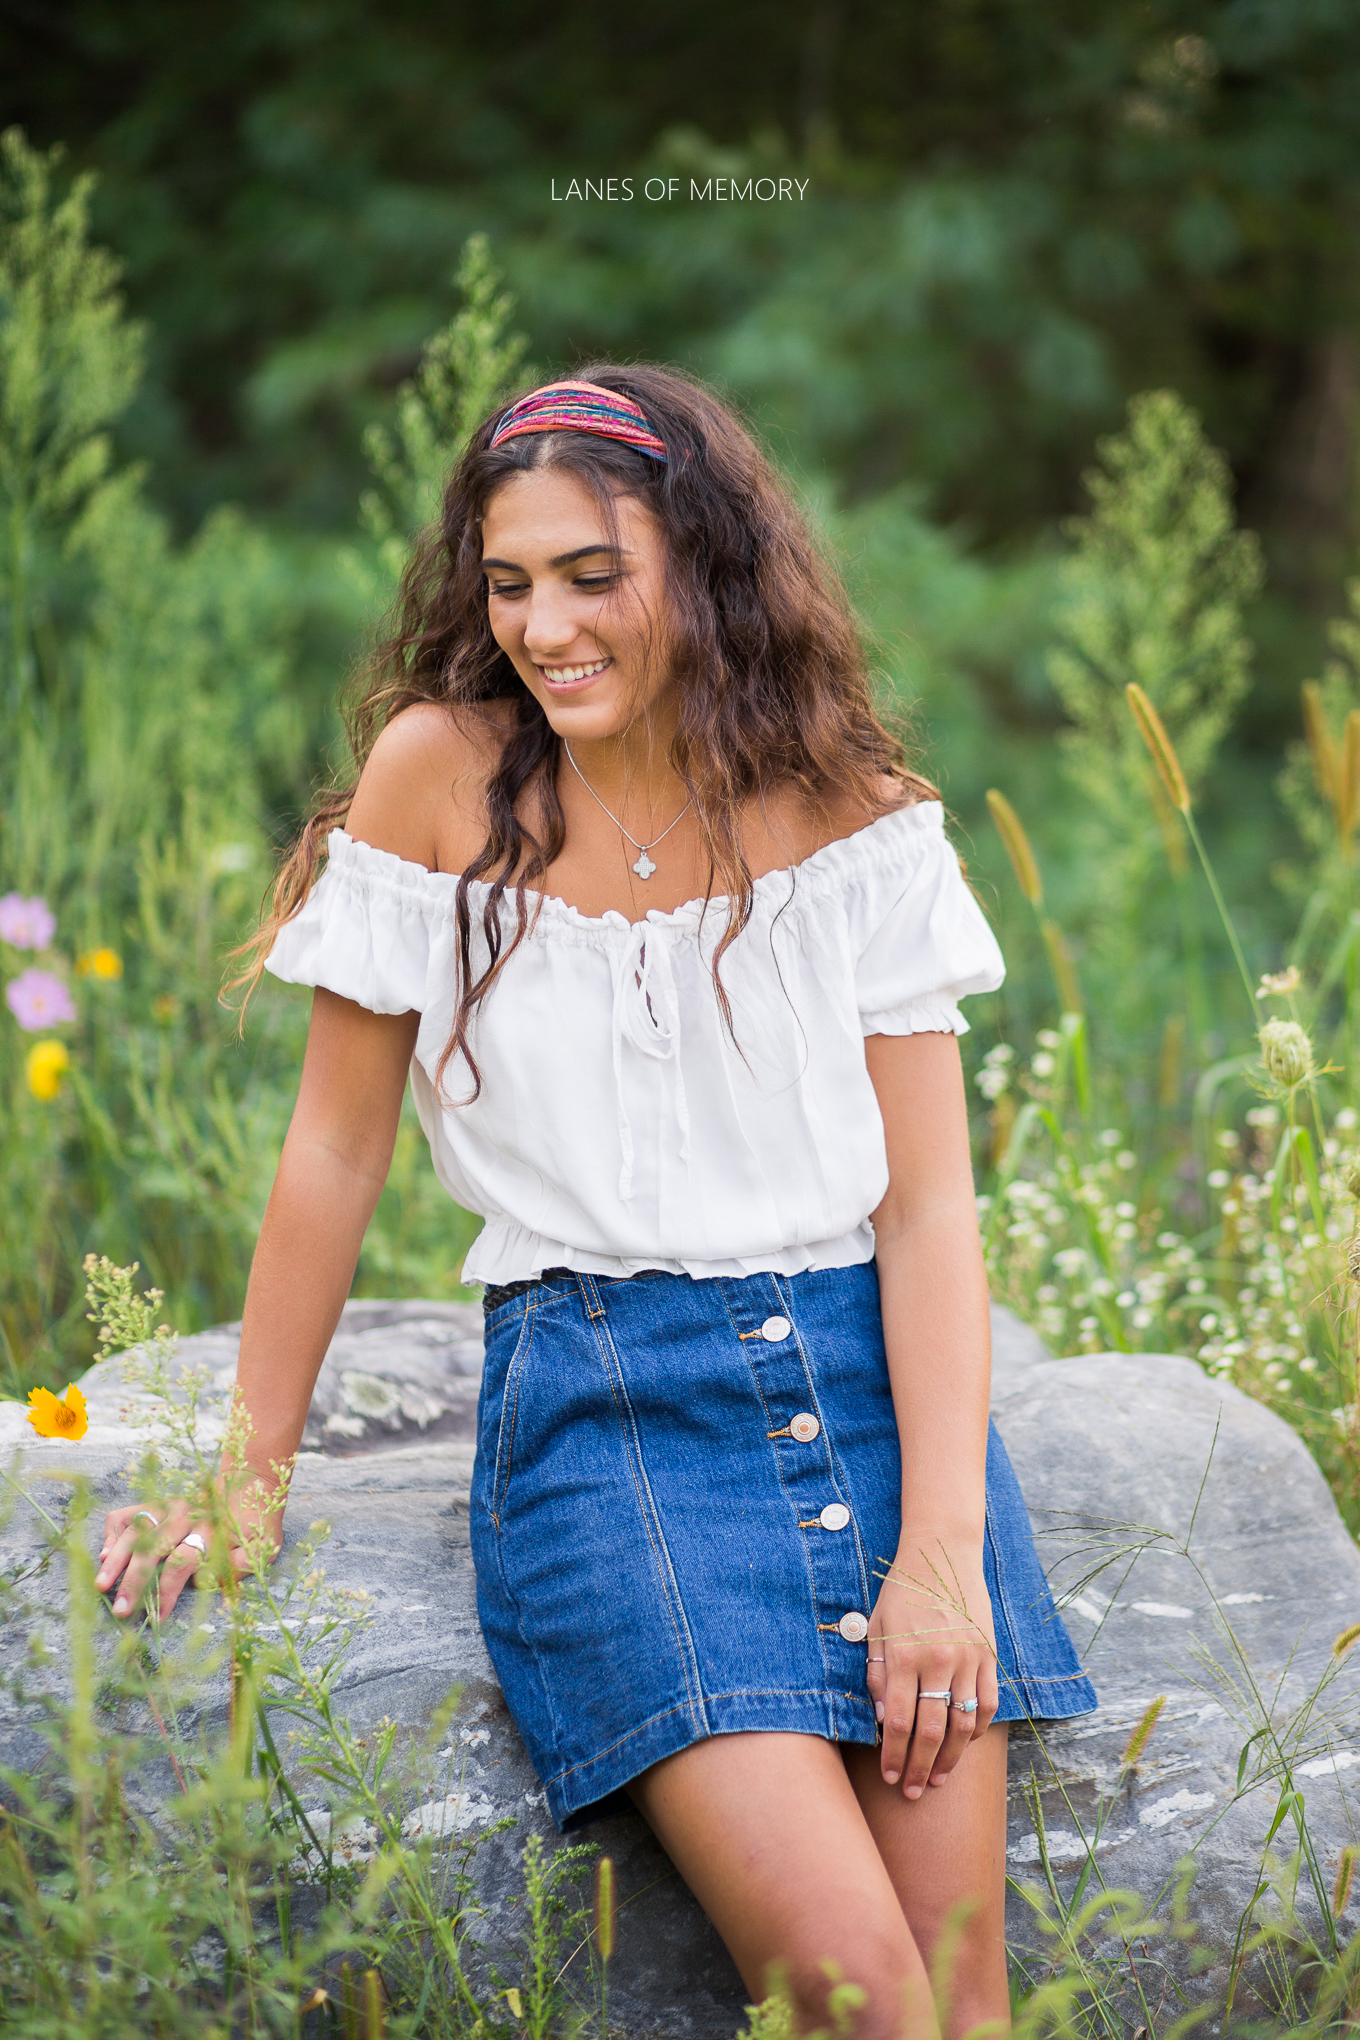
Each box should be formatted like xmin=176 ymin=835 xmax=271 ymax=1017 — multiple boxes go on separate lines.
xmin=235 ymin=361 xmax=935 ymax=1095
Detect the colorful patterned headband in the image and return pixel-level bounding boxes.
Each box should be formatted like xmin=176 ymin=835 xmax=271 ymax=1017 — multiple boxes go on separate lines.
xmin=489 ymin=380 xmax=668 ymax=462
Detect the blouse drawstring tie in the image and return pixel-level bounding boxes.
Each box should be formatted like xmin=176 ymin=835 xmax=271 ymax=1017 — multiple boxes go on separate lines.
xmin=611 ymin=921 xmax=692 ymax=1201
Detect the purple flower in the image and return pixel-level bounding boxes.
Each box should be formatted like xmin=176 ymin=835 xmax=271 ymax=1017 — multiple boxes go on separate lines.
xmin=5 ymin=969 xmax=76 ymax=1031
xmin=0 ymin=894 xmax=56 ymax=950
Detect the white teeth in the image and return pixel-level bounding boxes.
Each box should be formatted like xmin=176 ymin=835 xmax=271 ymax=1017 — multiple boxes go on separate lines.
xmin=544 ymin=659 xmax=608 ymax=683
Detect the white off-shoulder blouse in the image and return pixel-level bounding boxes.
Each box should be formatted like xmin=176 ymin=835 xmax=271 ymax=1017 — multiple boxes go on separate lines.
xmin=265 ymin=800 xmax=1004 ymax=1286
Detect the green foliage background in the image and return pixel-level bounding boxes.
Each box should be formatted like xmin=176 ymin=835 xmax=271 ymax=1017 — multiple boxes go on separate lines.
xmin=5 ymin=3 xmax=1360 ymax=1410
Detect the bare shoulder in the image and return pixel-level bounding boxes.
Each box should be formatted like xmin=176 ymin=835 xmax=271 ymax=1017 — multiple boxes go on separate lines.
xmin=345 ymin=699 xmax=515 ymax=873
xmin=756 ymin=774 xmax=925 ymax=871
xmin=820 ymin=774 xmax=927 ymax=844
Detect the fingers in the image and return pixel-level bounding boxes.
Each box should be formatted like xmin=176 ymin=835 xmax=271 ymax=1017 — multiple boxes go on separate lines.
xmin=924 ymin=1696 xmax=982 ymax=1786
xmin=875 ymin=1661 xmax=917 ymax=1789
xmin=901 ymin=1682 xmax=953 ymax=1798
xmin=155 ymin=1541 xmax=208 ymax=1620
xmin=868 ymin=1641 xmax=992 ymax=1799
xmin=96 ymin=1502 xmax=191 ymax=1617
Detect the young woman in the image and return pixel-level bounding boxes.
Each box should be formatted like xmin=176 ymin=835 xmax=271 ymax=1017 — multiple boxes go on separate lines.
xmin=96 ymin=369 xmax=1096 ymax=2039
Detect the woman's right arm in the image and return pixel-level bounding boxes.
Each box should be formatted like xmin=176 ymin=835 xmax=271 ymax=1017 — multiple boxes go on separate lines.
xmin=97 ymin=700 xmax=493 ymax=1619
xmin=98 ymin=988 xmax=419 ymax=1619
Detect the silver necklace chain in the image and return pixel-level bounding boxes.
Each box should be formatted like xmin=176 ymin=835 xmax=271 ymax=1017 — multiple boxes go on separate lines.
xmin=562 ymin=743 xmax=692 ymax=881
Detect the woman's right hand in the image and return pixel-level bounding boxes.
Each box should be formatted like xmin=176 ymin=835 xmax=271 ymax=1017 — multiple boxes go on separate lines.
xmin=97 ymin=1483 xmax=282 ymax=1621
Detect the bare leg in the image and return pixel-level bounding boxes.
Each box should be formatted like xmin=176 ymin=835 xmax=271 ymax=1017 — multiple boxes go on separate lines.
xmin=844 ymin=1726 xmax=1010 ymax=2040
xmin=629 ymin=1729 xmax=1006 ymax=2040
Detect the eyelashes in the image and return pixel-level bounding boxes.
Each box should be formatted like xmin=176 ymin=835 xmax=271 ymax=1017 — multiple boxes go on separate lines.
xmin=486 ymin=574 xmax=622 ymax=600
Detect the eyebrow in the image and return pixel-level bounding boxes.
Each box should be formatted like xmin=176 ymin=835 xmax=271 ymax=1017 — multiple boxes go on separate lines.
xmin=482 ymin=543 xmax=630 ymax=572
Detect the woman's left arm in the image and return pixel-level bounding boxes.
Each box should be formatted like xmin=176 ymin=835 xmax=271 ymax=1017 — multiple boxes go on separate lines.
xmin=864 ymin=1028 xmax=997 ymax=1799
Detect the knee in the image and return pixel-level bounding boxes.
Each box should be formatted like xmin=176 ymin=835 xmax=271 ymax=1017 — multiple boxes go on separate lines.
xmin=773 ymin=1923 xmax=937 ymax=2040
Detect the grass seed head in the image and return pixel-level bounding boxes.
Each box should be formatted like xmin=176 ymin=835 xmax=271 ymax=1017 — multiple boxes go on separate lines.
xmin=1335 ymin=1845 xmax=1357 ymax=1917
xmin=594 ymin=1854 xmax=616 ymax=1963
xmin=985 ymin=789 xmax=1043 ymax=905
xmin=1126 ymin=684 xmax=1190 ymax=814
xmin=1302 ymin=680 xmax=1340 ymax=806
xmin=1333 ymin=1620 xmax=1360 ymax=1657
xmin=1120 ymin=1692 xmax=1167 ymax=1770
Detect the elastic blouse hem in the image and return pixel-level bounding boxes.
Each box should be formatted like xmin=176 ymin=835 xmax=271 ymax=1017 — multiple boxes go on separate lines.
xmin=462 ymin=1218 xmax=878 ymax=1289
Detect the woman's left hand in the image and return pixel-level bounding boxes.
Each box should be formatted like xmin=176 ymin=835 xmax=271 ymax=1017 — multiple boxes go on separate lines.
xmin=865 ymin=1529 xmax=999 ymax=1798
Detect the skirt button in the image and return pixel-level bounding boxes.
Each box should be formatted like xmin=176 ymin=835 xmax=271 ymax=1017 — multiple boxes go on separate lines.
xmin=761 ymin=1314 xmax=792 ymax=1342
xmin=789 ymin=1411 xmax=821 ymax=1442
xmin=838 ymin=1611 xmax=869 ymax=1643
xmin=819 ymin=1502 xmax=850 ymax=1531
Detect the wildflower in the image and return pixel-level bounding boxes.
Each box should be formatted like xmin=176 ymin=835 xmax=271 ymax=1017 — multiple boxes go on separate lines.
xmin=75 ymin=947 xmax=123 ymax=980
xmin=0 ymin=893 xmax=56 ymax=950
xmin=1259 ymin=1018 xmax=1313 ymax=1090
xmin=5 ymin=969 xmax=76 ymax=1031
xmin=1258 ymin=965 xmax=1301 ymax=998
xmin=26 ymin=1382 xmax=88 ymax=1440
xmin=208 ymin=842 xmax=254 ymax=877
xmin=25 ymin=1039 xmax=70 ymax=1100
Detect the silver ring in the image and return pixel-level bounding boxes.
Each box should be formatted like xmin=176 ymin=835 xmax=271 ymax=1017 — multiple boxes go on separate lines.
xmin=133 ymin=1510 xmax=159 ymax=1527
xmin=866 ymin=1655 xmax=886 ymax=1664
xmin=918 ymin=1689 xmax=952 ymax=1702
xmin=952 ymin=1697 xmax=979 ymax=1714
xmin=178 ymin=1533 xmax=207 ymax=1557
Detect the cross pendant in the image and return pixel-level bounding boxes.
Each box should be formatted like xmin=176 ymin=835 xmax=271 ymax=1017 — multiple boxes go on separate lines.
xmin=632 ymin=849 xmax=657 ymax=880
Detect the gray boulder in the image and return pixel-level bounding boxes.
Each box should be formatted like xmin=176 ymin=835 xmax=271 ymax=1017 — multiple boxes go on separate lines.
xmin=3 ymin=1302 xmax=1360 ymax=2030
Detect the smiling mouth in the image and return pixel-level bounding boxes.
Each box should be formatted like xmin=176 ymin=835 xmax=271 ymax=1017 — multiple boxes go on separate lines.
xmin=538 ymin=657 xmax=612 ymax=687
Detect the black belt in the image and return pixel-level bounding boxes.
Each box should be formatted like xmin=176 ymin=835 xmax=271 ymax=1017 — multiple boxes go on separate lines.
xmin=480 ymin=1265 xmax=670 ymax=1315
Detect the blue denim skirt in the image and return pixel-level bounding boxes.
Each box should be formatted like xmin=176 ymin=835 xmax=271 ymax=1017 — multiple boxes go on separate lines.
xmin=469 ymin=1261 xmax=1097 ymax=1830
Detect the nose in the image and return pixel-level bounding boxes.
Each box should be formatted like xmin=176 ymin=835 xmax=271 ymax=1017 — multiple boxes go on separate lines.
xmin=522 ymin=583 xmax=587 ymax=661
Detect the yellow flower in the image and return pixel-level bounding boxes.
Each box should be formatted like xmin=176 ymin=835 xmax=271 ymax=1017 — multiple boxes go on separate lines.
xmin=25 ymin=1039 xmax=71 ymax=1101
xmin=76 ymin=947 xmax=123 ymax=980
xmin=26 ymin=1381 xmax=89 ymax=1440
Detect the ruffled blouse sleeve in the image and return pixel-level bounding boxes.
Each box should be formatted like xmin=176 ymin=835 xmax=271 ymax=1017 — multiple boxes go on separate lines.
xmin=852 ymin=803 xmax=1004 ymax=1037
xmin=264 ymin=830 xmax=437 ymax=1016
